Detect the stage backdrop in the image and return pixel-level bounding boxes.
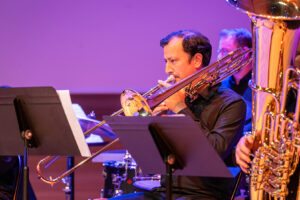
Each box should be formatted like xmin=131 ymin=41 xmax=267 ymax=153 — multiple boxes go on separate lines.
xmin=0 ymin=0 xmax=250 ymax=93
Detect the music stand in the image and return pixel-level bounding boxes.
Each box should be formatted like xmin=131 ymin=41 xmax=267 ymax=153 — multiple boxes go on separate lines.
xmin=0 ymin=87 xmax=90 ymax=200
xmin=104 ymin=115 xmax=236 ymax=200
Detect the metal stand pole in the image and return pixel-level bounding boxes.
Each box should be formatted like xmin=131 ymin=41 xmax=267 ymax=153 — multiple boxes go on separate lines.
xmin=23 ymin=130 xmax=32 ymax=200
xmin=63 ymin=156 xmax=75 ymax=200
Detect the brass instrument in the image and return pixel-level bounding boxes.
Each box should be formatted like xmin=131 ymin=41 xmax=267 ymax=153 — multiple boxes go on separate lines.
xmin=227 ymin=0 xmax=300 ymax=199
xmin=37 ymin=47 xmax=252 ymax=186
xmin=121 ymin=48 xmax=252 ymax=116
xmin=36 ymin=76 xmax=176 ymax=185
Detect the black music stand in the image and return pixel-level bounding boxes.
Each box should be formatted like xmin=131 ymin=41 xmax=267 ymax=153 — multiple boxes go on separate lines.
xmin=104 ymin=116 xmax=236 ymax=200
xmin=0 ymin=87 xmax=90 ymax=200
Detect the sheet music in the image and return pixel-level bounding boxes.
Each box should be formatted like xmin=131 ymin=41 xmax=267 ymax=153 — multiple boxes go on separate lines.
xmin=57 ymin=90 xmax=91 ymax=157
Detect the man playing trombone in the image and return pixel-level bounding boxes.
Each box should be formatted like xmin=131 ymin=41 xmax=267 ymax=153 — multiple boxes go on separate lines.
xmin=110 ymin=30 xmax=247 ymax=200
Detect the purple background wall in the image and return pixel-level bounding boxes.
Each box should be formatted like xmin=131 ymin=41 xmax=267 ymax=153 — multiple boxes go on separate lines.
xmin=0 ymin=0 xmax=250 ymax=93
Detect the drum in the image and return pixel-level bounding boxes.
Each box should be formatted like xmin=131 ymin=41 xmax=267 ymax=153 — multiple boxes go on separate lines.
xmin=102 ymin=161 xmax=137 ymax=198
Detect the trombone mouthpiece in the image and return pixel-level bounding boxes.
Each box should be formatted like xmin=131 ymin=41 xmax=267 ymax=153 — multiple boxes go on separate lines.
xmin=166 ymin=75 xmax=175 ymax=83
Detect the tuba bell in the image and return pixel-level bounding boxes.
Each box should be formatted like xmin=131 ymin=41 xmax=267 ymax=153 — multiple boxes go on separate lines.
xmin=227 ymin=0 xmax=300 ymax=199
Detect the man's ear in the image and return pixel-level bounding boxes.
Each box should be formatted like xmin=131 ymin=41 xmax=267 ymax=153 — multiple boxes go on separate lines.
xmin=192 ymin=53 xmax=203 ymax=69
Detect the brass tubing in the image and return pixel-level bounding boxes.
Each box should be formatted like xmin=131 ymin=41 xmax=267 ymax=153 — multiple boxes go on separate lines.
xmin=37 ymin=138 xmax=120 ymax=185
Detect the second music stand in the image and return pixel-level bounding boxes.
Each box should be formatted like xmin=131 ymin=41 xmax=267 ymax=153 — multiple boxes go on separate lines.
xmin=104 ymin=115 xmax=236 ymax=200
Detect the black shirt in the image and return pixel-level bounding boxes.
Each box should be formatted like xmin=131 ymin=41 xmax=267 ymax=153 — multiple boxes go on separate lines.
xmin=221 ymin=72 xmax=252 ymax=133
xmin=156 ymin=85 xmax=246 ymax=200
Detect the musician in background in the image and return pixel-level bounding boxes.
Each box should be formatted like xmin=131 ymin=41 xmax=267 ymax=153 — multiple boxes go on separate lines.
xmin=110 ymin=30 xmax=246 ymax=200
xmin=218 ymin=28 xmax=253 ymax=174
xmin=217 ymin=28 xmax=252 ymax=199
xmin=218 ymin=28 xmax=252 ymax=133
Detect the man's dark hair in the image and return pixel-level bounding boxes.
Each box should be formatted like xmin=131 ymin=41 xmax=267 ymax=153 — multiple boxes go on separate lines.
xmin=220 ymin=28 xmax=252 ymax=48
xmin=160 ymin=30 xmax=212 ymax=67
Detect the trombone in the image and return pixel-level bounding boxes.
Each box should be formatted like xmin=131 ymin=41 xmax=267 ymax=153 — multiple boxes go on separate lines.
xmin=37 ymin=75 xmax=176 ymax=185
xmin=37 ymin=47 xmax=252 ymax=185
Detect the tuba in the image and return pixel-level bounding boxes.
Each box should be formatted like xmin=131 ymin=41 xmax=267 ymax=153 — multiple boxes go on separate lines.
xmin=227 ymin=0 xmax=300 ymax=199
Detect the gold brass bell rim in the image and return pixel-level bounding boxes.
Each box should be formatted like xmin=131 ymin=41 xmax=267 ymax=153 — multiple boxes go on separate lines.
xmin=227 ymin=0 xmax=300 ymax=20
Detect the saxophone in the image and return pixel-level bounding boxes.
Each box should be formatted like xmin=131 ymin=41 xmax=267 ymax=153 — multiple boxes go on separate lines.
xmin=227 ymin=0 xmax=300 ymax=199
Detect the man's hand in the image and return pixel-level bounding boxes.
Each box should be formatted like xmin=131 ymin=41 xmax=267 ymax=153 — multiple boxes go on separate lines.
xmin=235 ymin=134 xmax=254 ymax=173
xmin=157 ymin=80 xmax=187 ymax=113
xmin=152 ymin=102 xmax=169 ymax=115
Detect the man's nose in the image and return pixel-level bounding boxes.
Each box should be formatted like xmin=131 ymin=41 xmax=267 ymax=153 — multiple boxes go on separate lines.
xmin=165 ymin=62 xmax=173 ymax=74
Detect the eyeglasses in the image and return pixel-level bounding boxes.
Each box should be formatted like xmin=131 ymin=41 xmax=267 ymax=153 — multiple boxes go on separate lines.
xmin=217 ymin=49 xmax=230 ymax=56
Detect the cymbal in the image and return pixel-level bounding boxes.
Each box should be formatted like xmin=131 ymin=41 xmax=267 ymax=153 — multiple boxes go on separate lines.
xmin=92 ymin=149 xmax=136 ymax=164
xmin=133 ymin=180 xmax=161 ymax=191
xmin=92 ymin=149 xmax=127 ymax=162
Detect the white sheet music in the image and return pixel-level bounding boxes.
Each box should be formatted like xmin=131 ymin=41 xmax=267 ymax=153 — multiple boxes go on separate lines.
xmin=57 ymin=90 xmax=91 ymax=157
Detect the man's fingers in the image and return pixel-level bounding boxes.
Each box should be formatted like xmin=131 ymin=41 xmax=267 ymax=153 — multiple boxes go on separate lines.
xmin=236 ymin=147 xmax=251 ymax=164
xmin=238 ymin=143 xmax=251 ymax=158
xmin=245 ymin=135 xmax=254 ymax=147
xmin=235 ymin=136 xmax=252 ymax=172
xmin=152 ymin=105 xmax=168 ymax=115
xmin=158 ymin=80 xmax=171 ymax=88
xmin=236 ymin=155 xmax=250 ymax=173
xmin=241 ymin=166 xmax=250 ymax=174
xmin=235 ymin=135 xmax=255 ymax=174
